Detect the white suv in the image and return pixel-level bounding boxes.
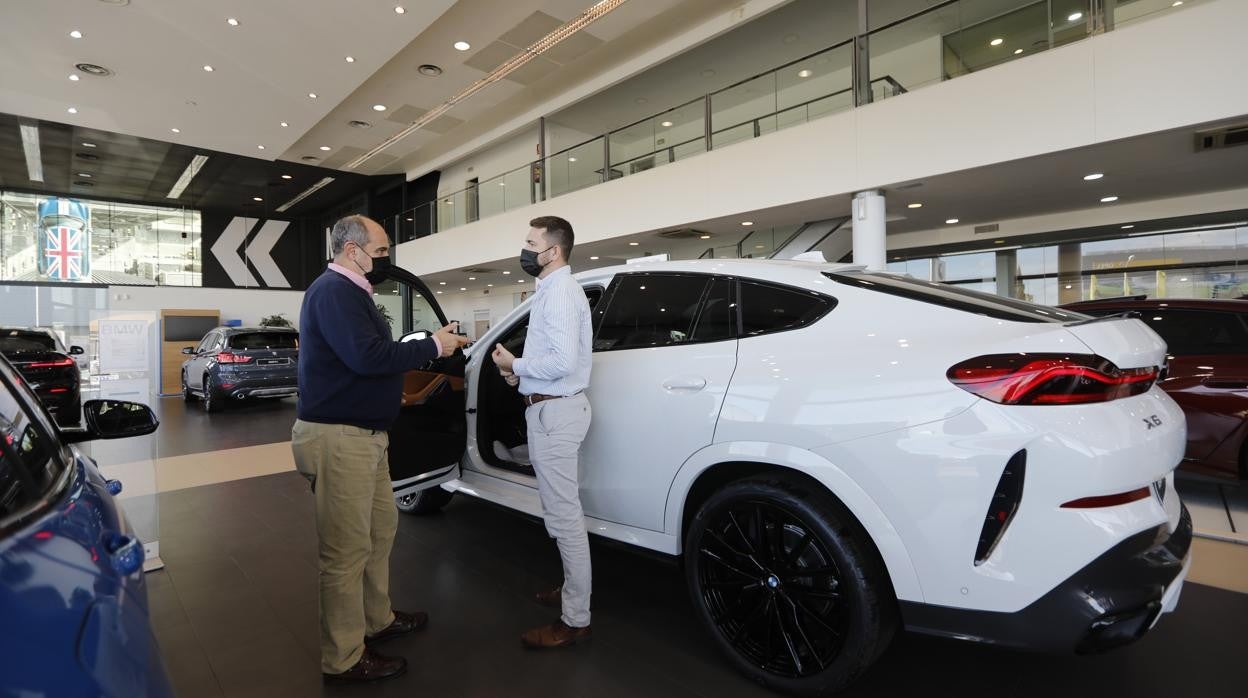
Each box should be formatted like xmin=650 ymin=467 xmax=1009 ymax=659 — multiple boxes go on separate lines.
xmin=384 ymin=259 xmax=1192 ymax=696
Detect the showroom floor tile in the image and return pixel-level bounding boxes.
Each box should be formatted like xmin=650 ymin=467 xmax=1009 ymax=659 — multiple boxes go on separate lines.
xmin=149 ymin=471 xmax=1248 ymax=698
xmin=1176 ymin=478 xmax=1248 ymax=543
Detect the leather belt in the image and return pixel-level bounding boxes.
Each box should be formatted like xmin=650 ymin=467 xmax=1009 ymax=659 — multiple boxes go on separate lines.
xmin=523 ymin=391 xmax=581 ymax=407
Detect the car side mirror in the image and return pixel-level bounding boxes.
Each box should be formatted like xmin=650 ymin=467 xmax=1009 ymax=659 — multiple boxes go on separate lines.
xmin=69 ymin=345 xmax=85 ymax=355
xmin=181 ymin=347 xmax=196 ymax=355
xmin=61 ymin=400 xmax=159 ymax=443
xmin=400 ymin=331 xmax=430 ymax=343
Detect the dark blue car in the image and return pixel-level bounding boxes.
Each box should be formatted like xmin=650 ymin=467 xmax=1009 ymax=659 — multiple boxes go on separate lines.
xmin=0 ymin=356 xmax=171 ymax=696
xmin=180 ymin=327 xmax=299 ymax=413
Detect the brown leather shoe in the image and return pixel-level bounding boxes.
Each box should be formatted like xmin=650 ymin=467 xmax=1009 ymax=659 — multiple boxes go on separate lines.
xmin=534 ymin=585 xmax=562 ymax=608
xmin=366 ymin=610 xmax=429 ymax=645
xmin=521 ymin=619 xmax=591 ymax=649
xmin=322 ymin=648 xmax=407 ymax=683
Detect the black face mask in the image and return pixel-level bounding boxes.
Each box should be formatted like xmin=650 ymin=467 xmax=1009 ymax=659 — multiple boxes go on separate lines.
xmin=363 ymin=254 xmax=391 ymax=285
xmin=520 ymin=245 xmax=554 ymax=277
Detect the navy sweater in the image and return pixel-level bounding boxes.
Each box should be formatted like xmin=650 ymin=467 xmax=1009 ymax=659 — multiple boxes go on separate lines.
xmin=297 ymin=270 xmax=440 ymax=430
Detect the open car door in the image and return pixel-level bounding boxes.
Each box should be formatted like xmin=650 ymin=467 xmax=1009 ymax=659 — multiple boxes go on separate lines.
xmin=383 ymin=266 xmax=467 ymax=505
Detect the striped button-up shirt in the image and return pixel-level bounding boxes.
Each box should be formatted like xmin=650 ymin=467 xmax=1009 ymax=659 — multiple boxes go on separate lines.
xmin=512 ymin=266 xmax=592 ymax=397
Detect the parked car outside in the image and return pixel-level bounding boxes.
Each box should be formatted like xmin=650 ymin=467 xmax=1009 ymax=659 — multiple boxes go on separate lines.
xmin=180 ymin=327 xmax=299 ymax=413
xmin=0 ymin=354 xmax=169 ymax=696
xmin=1061 ymin=296 xmax=1248 ymax=481
xmin=0 ymin=327 xmax=84 ymax=426
xmin=381 ymin=259 xmax=1192 ymax=696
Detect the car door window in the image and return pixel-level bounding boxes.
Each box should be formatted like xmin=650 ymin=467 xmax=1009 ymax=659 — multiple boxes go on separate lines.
xmin=690 ymin=277 xmax=737 ymax=343
xmin=195 ymin=332 xmax=216 ymax=354
xmin=1139 ymin=310 xmax=1248 ymax=355
xmin=0 ymin=378 xmax=61 ymax=522
xmin=594 ymin=274 xmax=710 ymax=351
xmin=740 ymin=280 xmax=834 ymax=336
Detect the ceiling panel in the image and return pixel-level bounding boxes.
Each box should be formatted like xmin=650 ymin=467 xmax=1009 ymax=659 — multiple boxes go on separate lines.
xmin=499 ymin=11 xmax=564 ymax=48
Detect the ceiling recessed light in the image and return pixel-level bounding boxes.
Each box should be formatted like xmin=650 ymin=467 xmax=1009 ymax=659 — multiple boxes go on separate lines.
xmin=454 ymin=41 xmax=471 ymax=51
xmin=1172 ymin=1 xmax=1183 ymax=5
xmin=372 ymin=104 xmax=387 ymax=111
xmin=498 ymin=182 xmax=505 ymax=186
xmin=418 ymin=64 xmax=442 ymax=77
xmin=589 ymin=256 xmax=599 ymax=260
xmin=280 ymin=121 xmax=289 ymax=127
xmin=170 ymin=127 xmax=180 ymax=133
xmin=994 ymin=239 xmax=1005 ymax=244
xmin=756 ymin=245 xmax=765 ymax=249
xmin=797 ymin=69 xmax=812 ymax=78
xmin=700 ymin=235 xmax=711 ymax=239
xmin=308 ymin=92 xmax=318 ymax=99
xmin=1122 ymin=224 xmax=1135 ymax=229
xmin=701 ymin=69 xmax=716 ymax=78
xmin=1084 ymin=173 xmax=1104 ymax=180
xmin=69 ymin=30 xmax=82 ymax=39
xmin=203 ymin=65 xmax=214 ymax=72
xmin=82 ymin=142 xmax=96 ymax=148
xmin=741 ymin=221 xmax=754 ymax=226
xmin=946 ymin=218 xmax=960 ymax=224
xmin=907 ymin=203 xmax=923 ymax=209
xmin=439 ymin=281 xmax=446 ymax=285
xmin=460 ymin=288 xmax=466 ymax=291
xmin=518 ymin=280 xmax=525 ymax=284
xmin=394 ymin=6 xmax=406 ymax=14
xmin=783 ymin=34 xmax=799 ymax=44
xmin=437 ymin=291 xmax=443 ymax=294
xmin=487 ymin=284 xmax=493 ymax=287
xmin=319 ymin=145 xmax=332 ymax=151
xmin=281 ymin=174 xmax=292 ymax=180
xmin=503 ymin=271 xmax=511 ymax=275
xmin=1014 ymin=48 xmax=1024 ymax=55
xmin=69 ymin=74 xmax=80 ymax=81
xmin=253 ymin=197 xmax=263 ymax=202
xmin=67 ymin=107 xmax=78 ymax=114
xmin=77 ymin=173 xmax=92 ymax=178
xmin=990 ymin=38 xmax=1004 ymax=46
xmin=1100 ymin=196 xmax=1119 ymax=203
xmin=468 ymin=277 xmax=476 ymax=281
xmin=227 ymin=18 xmax=239 ymax=27
xmin=345 ymin=56 xmax=355 ymax=63
xmin=629 ymin=242 xmax=639 ymax=246
xmin=661 ymin=120 xmax=673 ymax=127
xmin=568 ymin=157 xmax=577 ymax=162
xmin=635 ymin=98 xmax=648 ymax=106
xmin=1068 ymin=12 xmax=1084 ymax=21
xmin=257 ymin=145 xmax=265 ymax=150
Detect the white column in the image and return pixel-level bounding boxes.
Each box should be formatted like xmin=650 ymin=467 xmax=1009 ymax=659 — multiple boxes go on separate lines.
xmin=852 ymin=190 xmax=886 ymax=271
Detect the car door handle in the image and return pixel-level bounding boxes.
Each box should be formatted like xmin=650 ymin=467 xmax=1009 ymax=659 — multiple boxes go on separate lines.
xmin=104 ymin=533 xmax=144 ymax=576
xmin=663 ymin=377 xmax=707 ymax=392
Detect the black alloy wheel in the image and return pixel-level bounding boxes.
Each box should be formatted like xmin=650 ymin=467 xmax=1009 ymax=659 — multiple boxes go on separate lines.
xmin=685 ymin=475 xmax=896 ymax=696
xmin=396 ymin=487 xmax=453 ymax=515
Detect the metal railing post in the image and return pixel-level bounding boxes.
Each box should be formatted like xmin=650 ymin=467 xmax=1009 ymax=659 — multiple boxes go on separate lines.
xmin=704 ymin=94 xmax=712 ymax=151
xmin=852 ymin=0 xmax=872 ymax=106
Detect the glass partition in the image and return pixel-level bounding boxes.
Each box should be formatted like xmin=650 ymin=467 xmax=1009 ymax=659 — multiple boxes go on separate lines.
xmin=609 ymin=99 xmax=706 ymax=180
xmin=547 ymin=137 xmax=607 ymax=198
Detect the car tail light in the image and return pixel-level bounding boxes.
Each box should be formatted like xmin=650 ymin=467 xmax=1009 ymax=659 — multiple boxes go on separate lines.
xmin=27 ymin=357 xmax=75 ymax=369
xmin=975 ymin=450 xmax=1026 ymax=565
xmin=1061 ymin=488 xmax=1151 ymax=509
xmin=947 ymin=354 xmax=1157 ymax=405
xmin=217 ymin=352 xmax=253 ymax=364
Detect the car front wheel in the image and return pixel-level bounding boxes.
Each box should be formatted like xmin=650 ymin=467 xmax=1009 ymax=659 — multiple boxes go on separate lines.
xmin=684 ymin=474 xmax=897 ymax=696
xmin=396 ymin=487 xmax=453 ymax=515
xmin=182 ymin=372 xmax=196 ymax=402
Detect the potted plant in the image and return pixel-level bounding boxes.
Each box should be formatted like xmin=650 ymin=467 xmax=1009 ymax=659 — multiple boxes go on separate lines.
xmin=259 ymin=313 xmax=293 ymax=328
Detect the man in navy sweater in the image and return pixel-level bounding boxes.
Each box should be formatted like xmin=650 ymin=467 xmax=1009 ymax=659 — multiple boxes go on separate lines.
xmin=292 ymin=214 xmax=468 ymax=684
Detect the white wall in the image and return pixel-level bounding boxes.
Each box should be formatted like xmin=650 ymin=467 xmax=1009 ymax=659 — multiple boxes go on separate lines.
xmin=433 ymin=285 xmax=527 ymax=340
xmin=108 ymin=286 xmax=305 ymax=328
xmin=438 ymin=126 xmax=540 ymax=198
xmin=398 ymin=0 xmax=1248 ymax=277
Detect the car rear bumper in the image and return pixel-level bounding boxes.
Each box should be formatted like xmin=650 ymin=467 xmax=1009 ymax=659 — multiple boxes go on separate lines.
xmin=900 ymin=502 xmax=1193 ymax=653
xmin=216 ymin=375 xmax=298 ymax=400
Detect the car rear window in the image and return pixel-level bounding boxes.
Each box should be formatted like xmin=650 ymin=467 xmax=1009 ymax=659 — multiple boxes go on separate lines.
xmin=228 ymin=332 xmax=298 ymax=350
xmin=0 ymin=331 xmax=56 ymax=353
xmin=825 ymin=272 xmax=1088 ymax=324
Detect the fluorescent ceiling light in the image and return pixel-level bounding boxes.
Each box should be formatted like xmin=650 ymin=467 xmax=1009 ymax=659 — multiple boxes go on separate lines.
xmin=20 ymin=123 xmax=43 ymax=183
xmin=454 ymin=41 xmax=471 ymax=51
xmin=276 ymin=176 xmax=335 ymax=212
xmin=346 ymin=0 xmax=628 ymax=170
xmin=1083 ymin=173 xmax=1104 ymax=180
xmin=166 ymin=154 xmax=209 ymax=199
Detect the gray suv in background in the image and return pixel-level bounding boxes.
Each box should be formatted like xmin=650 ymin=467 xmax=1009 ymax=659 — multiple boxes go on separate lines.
xmin=180 ymin=327 xmax=299 ymax=412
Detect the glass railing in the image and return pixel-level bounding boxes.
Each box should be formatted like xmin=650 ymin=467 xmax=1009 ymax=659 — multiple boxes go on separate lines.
xmin=390 ymin=0 xmax=1197 ymax=239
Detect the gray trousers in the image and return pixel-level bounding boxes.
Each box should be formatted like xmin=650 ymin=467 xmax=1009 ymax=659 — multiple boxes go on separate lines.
xmin=526 ymin=393 xmax=593 ymax=628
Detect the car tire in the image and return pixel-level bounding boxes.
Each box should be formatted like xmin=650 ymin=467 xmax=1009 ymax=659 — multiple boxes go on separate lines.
xmin=684 ymin=473 xmax=897 ymax=697
xmin=202 ymin=374 xmax=221 ymax=413
xmin=62 ymin=397 xmax=82 ymax=427
xmin=182 ymin=372 xmax=197 ymax=402
xmin=396 ymin=487 xmax=453 ymax=515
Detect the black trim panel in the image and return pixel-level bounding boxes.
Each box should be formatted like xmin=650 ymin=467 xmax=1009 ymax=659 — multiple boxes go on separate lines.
xmin=901 ymin=504 xmax=1192 ymax=654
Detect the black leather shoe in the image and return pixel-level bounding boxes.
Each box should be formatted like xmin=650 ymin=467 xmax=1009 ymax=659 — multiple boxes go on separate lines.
xmin=322 ymin=648 xmax=407 ymax=684
xmin=366 ymin=610 xmax=429 ymax=645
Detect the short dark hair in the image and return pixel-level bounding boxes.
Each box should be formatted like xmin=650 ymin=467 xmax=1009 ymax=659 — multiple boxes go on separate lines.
xmin=530 ymin=216 xmax=574 ymax=262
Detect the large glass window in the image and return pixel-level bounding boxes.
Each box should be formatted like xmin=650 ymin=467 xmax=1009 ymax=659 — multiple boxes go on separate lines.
xmin=595 ymin=274 xmax=710 ymax=350
xmin=0 ymin=190 xmax=200 ymax=286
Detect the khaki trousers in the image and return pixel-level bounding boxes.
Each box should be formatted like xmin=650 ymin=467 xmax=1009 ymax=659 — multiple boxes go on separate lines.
xmin=526 ymin=393 xmax=593 ymax=628
xmin=291 ymin=419 xmax=397 ymax=673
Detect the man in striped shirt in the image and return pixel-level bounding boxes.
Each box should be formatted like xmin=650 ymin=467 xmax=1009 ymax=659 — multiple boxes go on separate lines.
xmin=492 ymin=216 xmax=594 ymax=649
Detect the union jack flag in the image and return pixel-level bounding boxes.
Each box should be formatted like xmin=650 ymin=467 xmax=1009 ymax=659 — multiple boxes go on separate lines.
xmin=45 ymin=227 xmax=85 ymax=281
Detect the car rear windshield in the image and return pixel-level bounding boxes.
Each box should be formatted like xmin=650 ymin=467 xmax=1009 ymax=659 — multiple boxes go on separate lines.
xmin=0 ymin=332 xmax=56 ymax=353
xmin=228 ymin=332 xmax=298 ymax=350
xmin=824 ymin=272 xmax=1089 ymax=324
